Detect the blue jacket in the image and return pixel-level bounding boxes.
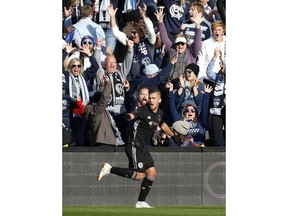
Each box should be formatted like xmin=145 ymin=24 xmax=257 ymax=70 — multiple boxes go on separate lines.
xmin=130 ymin=62 xmax=174 ymax=93
xmin=167 ymin=90 xmax=210 ymax=144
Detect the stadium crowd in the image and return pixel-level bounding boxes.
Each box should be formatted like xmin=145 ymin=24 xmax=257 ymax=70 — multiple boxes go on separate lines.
xmin=62 ymin=0 xmax=226 ymax=148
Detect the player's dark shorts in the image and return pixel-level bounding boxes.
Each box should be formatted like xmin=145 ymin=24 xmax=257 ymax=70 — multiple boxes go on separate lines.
xmin=125 ymin=143 xmax=154 ymax=172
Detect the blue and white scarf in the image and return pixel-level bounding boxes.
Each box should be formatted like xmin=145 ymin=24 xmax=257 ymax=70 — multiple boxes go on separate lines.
xmin=68 ymin=74 xmax=89 ymax=106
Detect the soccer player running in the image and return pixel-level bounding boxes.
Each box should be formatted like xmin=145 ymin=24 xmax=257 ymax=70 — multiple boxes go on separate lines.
xmin=97 ymin=88 xmax=175 ymax=208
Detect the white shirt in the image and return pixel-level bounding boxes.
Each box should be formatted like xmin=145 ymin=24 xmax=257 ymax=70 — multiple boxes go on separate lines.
xmin=197 ymin=35 xmax=226 ymax=81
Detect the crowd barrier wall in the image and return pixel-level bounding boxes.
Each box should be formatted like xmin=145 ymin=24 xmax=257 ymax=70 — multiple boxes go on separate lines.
xmin=63 ymin=147 xmax=225 ymax=206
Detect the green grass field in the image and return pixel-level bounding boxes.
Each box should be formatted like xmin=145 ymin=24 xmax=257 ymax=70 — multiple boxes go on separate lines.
xmin=63 ymin=206 xmax=225 ymax=216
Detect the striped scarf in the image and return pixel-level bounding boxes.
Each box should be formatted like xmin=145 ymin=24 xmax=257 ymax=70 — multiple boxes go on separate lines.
xmin=69 ymin=74 xmax=89 ymax=106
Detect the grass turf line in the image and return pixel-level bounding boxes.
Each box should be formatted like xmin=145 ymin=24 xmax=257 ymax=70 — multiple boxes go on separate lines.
xmin=63 ymin=206 xmax=225 ymax=216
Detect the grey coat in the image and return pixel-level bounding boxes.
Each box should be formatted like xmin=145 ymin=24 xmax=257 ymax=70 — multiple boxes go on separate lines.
xmin=83 ymin=80 xmax=117 ymax=145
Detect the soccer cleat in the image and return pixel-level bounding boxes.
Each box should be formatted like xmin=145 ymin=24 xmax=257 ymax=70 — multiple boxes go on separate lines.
xmin=135 ymin=201 xmax=154 ymax=208
xmin=97 ymin=163 xmax=112 ymax=181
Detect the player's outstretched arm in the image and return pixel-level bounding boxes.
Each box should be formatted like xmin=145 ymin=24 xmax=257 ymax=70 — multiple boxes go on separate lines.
xmin=160 ymin=122 xmax=174 ymax=137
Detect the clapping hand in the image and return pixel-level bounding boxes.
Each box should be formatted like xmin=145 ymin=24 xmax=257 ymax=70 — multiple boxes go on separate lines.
xmin=204 ymin=84 xmax=213 ymax=93
xmin=80 ymin=44 xmax=92 ymax=57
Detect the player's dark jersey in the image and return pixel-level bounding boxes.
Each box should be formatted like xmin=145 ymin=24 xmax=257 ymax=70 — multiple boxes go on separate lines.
xmin=131 ymin=104 xmax=164 ymax=148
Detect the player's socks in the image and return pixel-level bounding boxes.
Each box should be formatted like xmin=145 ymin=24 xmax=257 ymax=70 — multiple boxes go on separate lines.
xmin=110 ymin=167 xmax=136 ymax=179
xmin=137 ymin=176 xmax=155 ymax=201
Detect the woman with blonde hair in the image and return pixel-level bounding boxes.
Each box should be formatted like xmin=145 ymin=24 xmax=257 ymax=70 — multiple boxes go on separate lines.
xmin=65 ymin=57 xmax=90 ymax=106
xmin=63 ymin=57 xmax=90 ymax=146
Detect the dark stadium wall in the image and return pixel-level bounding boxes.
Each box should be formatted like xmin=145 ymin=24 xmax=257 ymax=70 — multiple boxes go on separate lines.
xmin=63 ymin=148 xmax=225 ymax=206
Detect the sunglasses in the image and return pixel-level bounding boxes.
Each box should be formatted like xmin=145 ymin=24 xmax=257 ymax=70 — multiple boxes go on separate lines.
xmin=185 ymin=109 xmax=195 ymax=113
xmin=176 ymin=42 xmax=185 ymax=46
xmin=72 ymin=64 xmax=81 ymax=68
xmin=83 ymin=41 xmax=93 ymax=45
xmin=185 ymin=69 xmax=193 ymax=74
xmin=131 ymin=30 xmax=137 ymax=35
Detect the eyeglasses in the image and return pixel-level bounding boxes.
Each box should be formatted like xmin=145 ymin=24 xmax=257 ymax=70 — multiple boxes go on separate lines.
xmin=72 ymin=64 xmax=81 ymax=68
xmin=185 ymin=109 xmax=195 ymax=113
xmin=176 ymin=42 xmax=185 ymax=46
xmin=83 ymin=41 xmax=93 ymax=45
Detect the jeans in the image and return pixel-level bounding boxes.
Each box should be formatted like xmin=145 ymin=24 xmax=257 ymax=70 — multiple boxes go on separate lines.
xmin=104 ymin=28 xmax=117 ymax=53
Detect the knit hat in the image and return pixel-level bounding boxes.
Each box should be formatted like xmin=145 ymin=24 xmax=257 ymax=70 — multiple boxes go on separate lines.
xmin=172 ymin=120 xmax=190 ymax=135
xmin=144 ymin=64 xmax=159 ymax=75
xmin=175 ymin=37 xmax=187 ymax=44
xmin=81 ymin=35 xmax=95 ymax=46
xmin=185 ymin=63 xmax=199 ymax=77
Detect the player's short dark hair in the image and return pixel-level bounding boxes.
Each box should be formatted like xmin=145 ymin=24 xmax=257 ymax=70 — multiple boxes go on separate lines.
xmin=149 ymin=88 xmax=161 ymax=97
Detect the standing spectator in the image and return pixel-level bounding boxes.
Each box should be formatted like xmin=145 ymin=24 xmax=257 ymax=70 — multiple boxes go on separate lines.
xmin=63 ymin=0 xmax=81 ymax=27
xmin=181 ymin=2 xmax=211 ymax=45
xmin=176 ymin=63 xmax=205 ymax=115
xmin=162 ymin=0 xmax=190 ymax=42
xmin=165 ymin=81 xmax=212 ymax=147
xmin=206 ymin=47 xmax=226 ymax=146
xmin=197 ymin=20 xmax=226 ymax=82
xmin=216 ymin=0 xmax=226 ymax=24
xmin=71 ymin=0 xmax=81 ymax=24
xmin=63 ymin=4 xmax=73 ymax=35
xmin=199 ymin=0 xmax=220 ymax=22
xmin=64 ymin=35 xmax=101 ymax=99
xmin=72 ymin=5 xmax=106 ymax=49
xmin=91 ymin=0 xmax=118 ymax=53
xmin=96 ymin=88 xmax=175 ymax=208
xmin=135 ymin=87 xmax=149 ymax=109
xmin=140 ymin=0 xmax=158 ymax=30
xmin=108 ymin=3 xmax=157 ymax=82
xmin=63 ymin=58 xmax=90 ymax=106
xmin=91 ymin=0 xmax=100 ymax=23
xmin=124 ymin=86 xmax=150 ymax=148
xmin=62 ymin=74 xmax=85 ymax=147
xmin=63 ymin=58 xmax=90 ymax=146
xmin=155 ymin=7 xmax=202 ymax=83
xmin=83 ymin=74 xmax=125 ymax=149
xmin=98 ymin=39 xmax=134 ymax=143
xmin=129 ymin=53 xmax=178 ymax=95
